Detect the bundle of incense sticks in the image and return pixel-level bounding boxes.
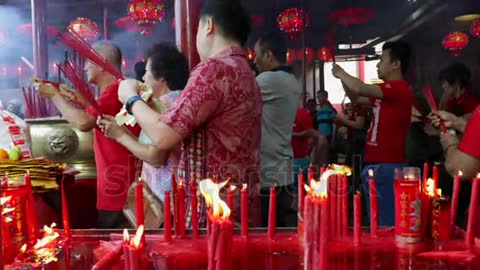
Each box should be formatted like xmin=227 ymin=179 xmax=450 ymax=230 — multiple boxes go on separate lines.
xmin=59 ymin=29 xmax=123 ymax=80
xmin=59 ymin=60 xmax=101 ymax=114
xmin=21 ymin=85 xmax=58 ymax=118
xmin=422 ymin=87 xmax=446 ymax=132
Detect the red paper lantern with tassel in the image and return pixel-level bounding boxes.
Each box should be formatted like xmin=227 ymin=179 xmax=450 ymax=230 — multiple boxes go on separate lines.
xmin=68 ymin=17 xmax=99 ymax=43
xmin=442 ymin=32 xmax=469 ymax=56
xmin=317 ymin=46 xmax=334 ymax=62
xmin=128 ymin=0 xmax=165 ymax=35
xmin=470 ymin=19 xmax=480 ymax=38
xmin=277 ymin=7 xmax=309 ymax=39
xmin=286 ymin=48 xmax=297 ymax=64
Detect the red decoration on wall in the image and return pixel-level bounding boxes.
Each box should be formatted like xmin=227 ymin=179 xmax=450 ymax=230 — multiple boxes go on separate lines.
xmin=16 ymin=24 xmax=60 ymax=40
xmin=330 ymin=7 xmax=375 ymax=26
xmin=317 ymin=46 xmax=334 ymax=62
xmin=128 ymin=0 xmax=165 ymax=28
xmin=68 ymin=17 xmax=99 ymax=43
xmin=470 ymin=19 xmax=480 ymax=38
xmin=286 ymin=48 xmax=297 ymax=64
xmin=277 ymin=7 xmax=309 ymax=39
xmin=296 ymin=47 xmax=315 ymax=62
xmin=442 ymin=32 xmax=469 ymax=56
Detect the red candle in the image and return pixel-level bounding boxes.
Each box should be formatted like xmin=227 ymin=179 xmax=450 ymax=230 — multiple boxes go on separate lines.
xmin=319 ymin=197 xmax=329 ymax=269
xmin=135 ymin=178 xmax=145 ymax=245
xmin=353 ymin=193 xmax=361 ymax=246
xmin=190 ymin=181 xmax=199 ymax=238
xmin=171 ymin=174 xmax=179 ymax=235
xmin=298 ymin=169 xmax=305 ymax=218
xmin=433 ymin=165 xmax=439 ymax=192
xmin=128 ymin=246 xmax=141 ymax=270
xmin=177 ymin=182 xmax=186 ymax=237
xmin=123 ymin=244 xmax=130 ymax=270
xmin=91 ymin=242 xmax=123 ymax=270
xmin=450 ymin=171 xmax=461 ymax=236
xmin=303 ymin=196 xmax=313 ymax=270
xmin=431 ymin=195 xmax=451 ymax=241
xmin=227 ymin=185 xmax=235 ymax=220
xmin=368 ymin=170 xmax=378 ymax=237
xmin=241 ymin=184 xmax=248 ymax=237
xmin=24 ymin=171 xmax=39 ymax=245
xmin=163 ymin=192 xmax=172 ymax=242
xmin=330 ymin=176 xmax=337 ymax=237
xmin=207 ymin=212 xmax=233 ymax=270
xmin=421 ymin=178 xmax=434 ymax=239
xmin=268 ymin=186 xmax=277 ymax=239
xmin=341 ymin=175 xmax=348 ymax=236
xmin=328 ymin=178 xmax=335 ymax=237
xmin=308 ymin=165 xmax=314 ymax=183
xmin=466 ymin=177 xmax=480 ymax=247
xmin=423 ymin=162 xmax=429 ymax=183
xmin=61 ymin=180 xmax=71 ymax=241
xmin=0 ymin=205 xmax=3 ymax=270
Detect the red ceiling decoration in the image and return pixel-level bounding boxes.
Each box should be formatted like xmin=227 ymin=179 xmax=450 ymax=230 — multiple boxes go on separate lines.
xmin=330 ymin=7 xmax=375 ymax=26
xmin=127 ymin=0 xmax=165 ymax=34
xmin=16 ymin=24 xmax=60 ymax=39
xmin=470 ymin=19 xmax=480 ymax=38
xmin=277 ymin=7 xmax=309 ymax=39
xmin=67 ymin=17 xmax=99 ymax=43
xmin=442 ymin=32 xmax=469 ymax=56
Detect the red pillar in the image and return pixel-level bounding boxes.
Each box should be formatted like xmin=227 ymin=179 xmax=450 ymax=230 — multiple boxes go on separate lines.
xmin=31 ymin=0 xmax=48 ymax=79
xmin=103 ymin=7 xmax=110 ymax=40
xmin=175 ymin=0 xmax=203 ymax=70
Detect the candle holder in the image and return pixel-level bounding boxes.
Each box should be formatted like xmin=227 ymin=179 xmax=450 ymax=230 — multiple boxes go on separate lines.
xmin=394 ymin=167 xmax=422 ymax=244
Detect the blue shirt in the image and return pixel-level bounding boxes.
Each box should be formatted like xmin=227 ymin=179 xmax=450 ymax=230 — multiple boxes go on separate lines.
xmin=316 ymin=106 xmax=336 ymax=136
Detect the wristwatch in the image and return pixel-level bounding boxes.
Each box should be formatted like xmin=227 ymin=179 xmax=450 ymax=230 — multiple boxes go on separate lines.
xmin=125 ymin=95 xmax=143 ymax=115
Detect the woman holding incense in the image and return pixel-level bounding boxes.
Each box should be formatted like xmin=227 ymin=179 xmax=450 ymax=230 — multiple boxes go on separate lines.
xmin=98 ymin=43 xmax=189 ymax=203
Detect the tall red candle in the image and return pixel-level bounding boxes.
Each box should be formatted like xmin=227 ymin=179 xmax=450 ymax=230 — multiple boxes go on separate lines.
xmin=433 ymin=165 xmax=439 ymax=192
xmin=423 ymin=162 xmax=429 ymax=183
xmin=431 ymin=195 xmax=451 ymax=240
xmin=331 ymin=176 xmax=337 ymax=237
xmin=91 ymin=242 xmax=123 ymax=270
xmin=268 ymin=186 xmax=277 ymax=239
xmin=24 ymin=171 xmax=39 ymax=245
xmin=163 ymin=192 xmax=172 ymax=242
xmin=303 ymin=196 xmax=313 ymax=270
xmin=128 ymin=246 xmax=141 ymax=270
xmin=241 ymin=184 xmax=248 ymax=237
xmin=61 ymin=180 xmax=71 ymax=241
xmin=0 ymin=204 xmax=3 ymax=270
xmin=298 ymin=170 xmax=305 ymax=218
xmin=368 ymin=170 xmax=378 ymax=237
xmin=328 ymin=178 xmax=335 ymax=236
xmin=319 ymin=197 xmax=329 ymax=269
xmin=353 ymin=193 xmax=361 ymax=246
xmin=450 ymin=171 xmax=461 ymax=236
xmin=466 ymin=177 xmax=480 ymax=247
xmin=177 ymin=182 xmax=186 ymax=237
xmin=190 ymin=181 xmax=199 ymax=238
xmin=122 ymin=229 xmax=130 ymax=270
xmin=308 ymin=165 xmax=314 ymax=183
xmin=341 ymin=175 xmax=348 ymax=236
xmin=171 ymin=174 xmax=179 ymax=235
xmin=135 ymin=178 xmax=145 ymax=245
xmin=227 ymin=185 xmax=235 ymax=220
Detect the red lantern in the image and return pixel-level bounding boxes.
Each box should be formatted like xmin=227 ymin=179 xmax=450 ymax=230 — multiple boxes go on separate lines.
xmin=0 ymin=28 xmax=8 ymax=46
xmin=470 ymin=19 xmax=480 ymax=38
xmin=128 ymin=0 xmax=165 ymax=27
xmin=296 ymin=48 xmax=315 ymax=62
xmin=317 ymin=46 xmax=334 ymax=62
xmin=68 ymin=17 xmax=99 ymax=43
xmin=286 ymin=48 xmax=297 ymax=64
xmin=277 ymin=7 xmax=309 ymax=39
xmin=246 ymin=49 xmax=255 ymax=61
xmin=442 ymin=32 xmax=469 ymax=56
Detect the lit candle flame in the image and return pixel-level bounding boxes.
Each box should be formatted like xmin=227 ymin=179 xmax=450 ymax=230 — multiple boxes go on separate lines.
xmin=20 ymin=244 xmax=27 ymax=254
xmin=230 ymin=185 xmax=236 ymax=192
xmin=130 ymin=225 xmax=144 ymax=248
xmin=436 ymin=189 xmax=442 ymax=197
xmin=242 ymin=183 xmax=247 ymax=190
xmin=368 ymin=169 xmax=374 ymax=178
xmin=123 ymin=228 xmax=130 ymax=243
xmin=425 ymin=178 xmax=435 ymax=197
xmin=458 ymin=171 xmax=463 ymax=177
xmin=305 ymin=164 xmax=352 ymax=198
xmin=199 ymin=179 xmax=231 ymax=219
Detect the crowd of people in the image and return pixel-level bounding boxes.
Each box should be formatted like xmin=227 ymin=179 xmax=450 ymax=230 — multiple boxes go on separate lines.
xmin=32 ymin=0 xmax=479 ymax=231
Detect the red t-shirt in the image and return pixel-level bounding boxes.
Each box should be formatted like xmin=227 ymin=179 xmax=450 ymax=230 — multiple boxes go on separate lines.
xmin=86 ymin=81 xmax=141 ymax=211
xmin=445 ymin=91 xmax=479 ymax=117
xmin=292 ymin=108 xmax=313 ymax=158
xmin=364 ymin=80 xmax=413 ymax=163
xmin=458 ymin=105 xmax=480 ymax=159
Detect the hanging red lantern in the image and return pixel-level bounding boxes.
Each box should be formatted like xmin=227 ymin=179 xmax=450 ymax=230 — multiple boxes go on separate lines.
xmin=246 ymin=49 xmax=255 ymax=61
xmin=296 ymin=47 xmax=315 ymax=62
xmin=317 ymin=46 xmax=334 ymax=62
xmin=68 ymin=17 xmax=100 ymax=43
xmin=277 ymin=7 xmax=309 ymax=39
xmin=470 ymin=19 xmax=480 ymax=38
xmin=128 ymin=0 xmax=165 ymax=35
xmin=442 ymin=32 xmax=469 ymax=56
xmin=286 ymin=48 xmax=297 ymax=64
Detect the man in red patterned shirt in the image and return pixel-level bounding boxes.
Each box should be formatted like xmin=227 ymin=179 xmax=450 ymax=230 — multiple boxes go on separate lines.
xmin=112 ymin=0 xmax=262 ymax=226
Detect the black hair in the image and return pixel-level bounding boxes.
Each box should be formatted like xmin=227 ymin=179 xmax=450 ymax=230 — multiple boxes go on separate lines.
xmin=438 ymin=62 xmax=471 ymax=89
xmin=134 ymin=61 xmax=146 ymax=82
xmin=146 ymin=43 xmax=189 ymax=90
xmin=256 ymin=32 xmax=287 ymax=63
xmin=200 ymin=0 xmax=251 ymax=46
xmin=382 ymin=41 xmax=411 ymax=75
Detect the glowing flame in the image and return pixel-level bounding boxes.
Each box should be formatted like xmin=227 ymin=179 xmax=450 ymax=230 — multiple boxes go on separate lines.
xmin=458 ymin=171 xmax=463 ymax=177
xmin=1 ymin=195 xmax=14 ymax=222
xmin=130 ymin=225 xmax=144 ymax=248
xmin=123 ymin=228 xmax=130 ymax=243
xmin=20 ymin=244 xmax=27 ymax=254
xmin=242 ymin=183 xmax=247 ymax=190
xmin=230 ymin=185 xmax=236 ymax=192
xmin=368 ymin=169 xmax=374 ymax=178
xmin=305 ymin=164 xmax=351 ymax=198
xmin=199 ymin=179 xmax=231 ymax=219
xmin=436 ymin=189 xmax=442 ymax=197
xmin=27 ymin=223 xmax=61 ymax=264
xmin=425 ymin=178 xmax=435 ymax=197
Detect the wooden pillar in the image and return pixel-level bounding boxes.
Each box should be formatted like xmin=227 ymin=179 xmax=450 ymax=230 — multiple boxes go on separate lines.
xmin=175 ymin=0 xmax=203 ymax=70
xmin=31 ymin=0 xmax=48 ymax=79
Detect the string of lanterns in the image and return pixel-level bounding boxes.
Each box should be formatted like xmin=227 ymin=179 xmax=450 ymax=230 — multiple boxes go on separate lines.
xmin=246 ymin=47 xmax=334 ymax=63
xmin=442 ymin=19 xmax=480 ymax=56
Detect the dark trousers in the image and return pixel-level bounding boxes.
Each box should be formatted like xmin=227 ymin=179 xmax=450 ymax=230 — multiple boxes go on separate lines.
xmin=98 ymin=210 xmax=130 ymax=229
xmin=260 ymin=184 xmax=297 ymax=227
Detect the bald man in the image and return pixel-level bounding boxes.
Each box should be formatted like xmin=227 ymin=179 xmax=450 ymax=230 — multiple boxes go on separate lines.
xmin=38 ymin=41 xmax=140 ymax=229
